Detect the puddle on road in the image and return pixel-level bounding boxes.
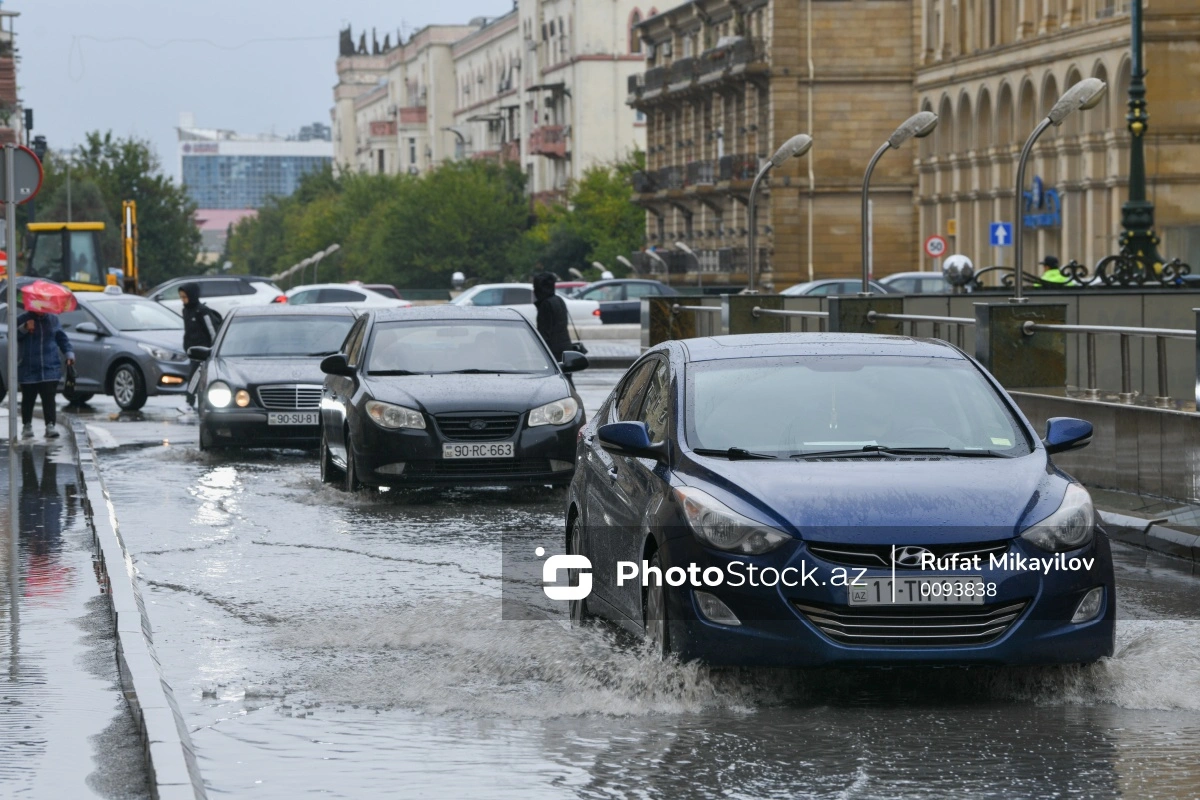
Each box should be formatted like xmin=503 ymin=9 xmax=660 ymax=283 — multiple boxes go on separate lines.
xmin=97 ymin=445 xmax=1200 ymax=799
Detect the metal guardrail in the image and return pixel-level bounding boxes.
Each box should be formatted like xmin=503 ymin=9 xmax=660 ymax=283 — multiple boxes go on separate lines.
xmin=1024 ymin=321 xmax=1196 ymax=407
xmin=868 ymin=310 xmax=975 ymax=348
xmin=672 ymin=304 xmax=721 ymax=314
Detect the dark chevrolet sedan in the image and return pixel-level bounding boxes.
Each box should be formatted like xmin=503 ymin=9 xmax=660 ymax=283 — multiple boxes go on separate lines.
xmin=319 ymin=306 xmax=588 ymax=491
xmin=190 ymin=305 xmax=358 ymax=450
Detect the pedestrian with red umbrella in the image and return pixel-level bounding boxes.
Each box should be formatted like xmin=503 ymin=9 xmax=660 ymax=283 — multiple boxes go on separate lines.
xmin=15 ymin=284 xmax=75 ymax=439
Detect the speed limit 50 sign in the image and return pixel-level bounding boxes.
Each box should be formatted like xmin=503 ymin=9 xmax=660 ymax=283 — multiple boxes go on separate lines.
xmin=924 ymin=234 xmax=948 ymax=259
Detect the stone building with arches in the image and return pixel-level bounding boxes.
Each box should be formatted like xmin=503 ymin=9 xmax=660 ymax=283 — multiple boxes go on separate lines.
xmin=628 ymin=0 xmax=1200 ymax=287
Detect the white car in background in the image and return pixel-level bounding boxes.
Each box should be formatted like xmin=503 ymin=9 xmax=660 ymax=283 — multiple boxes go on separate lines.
xmin=148 ymin=275 xmax=287 ymax=316
xmin=450 ymin=282 xmax=600 ymax=327
xmin=286 ymin=283 xmax=413 ymax=308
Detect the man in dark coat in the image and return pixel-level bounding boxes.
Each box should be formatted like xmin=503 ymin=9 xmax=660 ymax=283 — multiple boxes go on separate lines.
xmin=532 ymin=272 xmax=572 ymax=361
xmin=179 ymin=282 xmax=223 ymax=406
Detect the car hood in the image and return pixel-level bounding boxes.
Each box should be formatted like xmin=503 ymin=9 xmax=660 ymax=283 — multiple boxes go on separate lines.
xmin=682 ymin=456 xmax=1064 ymax=544
xmin=362 ymin=372 xmax=572 ymax=414
xmin=210 ymin=356 xmax=328 ymax=387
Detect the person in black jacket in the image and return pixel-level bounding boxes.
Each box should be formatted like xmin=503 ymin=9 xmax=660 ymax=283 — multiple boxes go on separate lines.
xmin=179 ymin=282 xmax=223 ymax=407
xmin=532 ymin=272 xmax=572 ymax=362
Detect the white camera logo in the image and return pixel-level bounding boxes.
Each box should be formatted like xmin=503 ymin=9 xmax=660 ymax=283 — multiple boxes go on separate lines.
xmin=537 ymin=546 xmax=592 ymax=601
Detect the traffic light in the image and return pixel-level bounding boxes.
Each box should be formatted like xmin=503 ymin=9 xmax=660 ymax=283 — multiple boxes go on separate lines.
xmin=23 ymin=108 xmax=32 ymax=132
xmin=31 ymin=135 xmax=47 ymax=163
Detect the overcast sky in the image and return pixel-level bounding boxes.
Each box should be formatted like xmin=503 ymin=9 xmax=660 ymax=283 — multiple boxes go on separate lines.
xmin=15 ymin=0 xmax=502 ymax=180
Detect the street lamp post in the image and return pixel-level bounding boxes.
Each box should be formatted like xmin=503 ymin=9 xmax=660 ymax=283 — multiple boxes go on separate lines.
xmin=861 ymin=112 xmax=938 ymax=294
xmin=646 ymin=249 xmax=668 ymax=280
xmin=1119 ymin=0 xmax=1164 ymax=270
xmin=616 ymin=255 xmax=637 ymax=275
xmin=747 ymin=134 xmax=814 ymax=293
xmin=675 ymin=241 xmax=700 ymax=288
xmin=1012 ymin=78 xmax=1107 ymax=302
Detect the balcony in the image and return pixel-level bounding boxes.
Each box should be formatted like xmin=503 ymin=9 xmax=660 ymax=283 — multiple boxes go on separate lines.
xmin=399 ymin=106 xmax=427 ymax=125
xmin=642 ymin=66 xmax=667 ymax=97
xmin=369 ymin=120 xmax=397 ymax=138
xmin=529 ymin=125 xmax=568 ymax=159
xmin=627 ymin=73 xmax=644 ymax=101
xmin=719 ymin=153 xmax=761 ymax=182
xmin=632 ymin=170 xmax=656 ymax=194
xmin=501 ymin=140 xmax=521 ymax=163
xmin=686 ymin=160 xmax=716 ymax=187
xmin=655 ymin=165 xmax=685 ymax=191
xmin=697 ymin=37 xmax=767 ymax=85
xmin=667 ymin=57 xmax=697 ymax=90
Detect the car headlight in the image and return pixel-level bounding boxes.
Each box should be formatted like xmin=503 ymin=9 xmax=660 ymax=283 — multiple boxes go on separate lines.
xmin=674 ymin=486 xmax=792 ymax=555
xmin=207 ymin=381 xmax=232 ymax=408
xmin=365 ymin=400 xmax=426 ymax=430
xmin=528 ymin=397 xmax=579 ymax=427
xmin=1020 ymin=483 xmax=1095 ymax=552
xmin=137 ymin=342 xmax=187 ymax=362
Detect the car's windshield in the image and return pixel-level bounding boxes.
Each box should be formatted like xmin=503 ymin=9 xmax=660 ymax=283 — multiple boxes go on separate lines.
xmin=687 ymin=355 xmax=1030 ymax=457
xmin=218 ymin=315 xmax=355 ymax=357
xmin=367 ymin=320 xmax=554 ymax=374
xmin=88 ymin=300 xmax=184 ymax=331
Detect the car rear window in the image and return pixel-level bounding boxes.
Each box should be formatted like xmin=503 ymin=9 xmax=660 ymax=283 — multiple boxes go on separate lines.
xmin=686 ymin=355 xmax=1030 ymax=457
xmin=366 ymin=320 xmax=553 ymax=375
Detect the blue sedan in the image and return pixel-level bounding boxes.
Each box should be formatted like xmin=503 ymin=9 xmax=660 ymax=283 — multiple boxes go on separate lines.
xmin=565 ymin=333 xmax=1115 ymax=667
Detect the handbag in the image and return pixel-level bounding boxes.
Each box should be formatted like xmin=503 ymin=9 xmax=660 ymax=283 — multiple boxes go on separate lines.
xmin=567 ymin=314 xmax=588 ymax=354
xmin=63 ymin=363 xmax=77 ymax=396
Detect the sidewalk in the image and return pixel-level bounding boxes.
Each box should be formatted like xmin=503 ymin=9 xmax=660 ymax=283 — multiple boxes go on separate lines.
xmin=0 ymin=436 xmax=150 ymax=798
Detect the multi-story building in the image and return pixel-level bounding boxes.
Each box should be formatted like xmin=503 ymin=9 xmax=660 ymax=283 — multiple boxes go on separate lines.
xmin=628 ymin=0 xmax=918 ymax=289
xmin=629 ymin=0 xmax=1200 ymax=287
xmin=916 ymin=0 xmax=1200 ymax=274
xmin=333 ymin=5 xmax=646 ymax=202
xmin=0 ymin=9 xmax=26 ymax=147
xmin=177 ymin=115 xmax=333 ymax=210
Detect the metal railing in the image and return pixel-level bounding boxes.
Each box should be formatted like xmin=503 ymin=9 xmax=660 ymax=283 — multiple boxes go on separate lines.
xmin=1023 ymin=321 xmax=1196 ymax=407
xmin=672 ymin=303 xmax=721 ymax=315
xmin=867 ymin=310 xmax=975 ymax=348
xmin=751 ymin=306 xmax=830 ymax=332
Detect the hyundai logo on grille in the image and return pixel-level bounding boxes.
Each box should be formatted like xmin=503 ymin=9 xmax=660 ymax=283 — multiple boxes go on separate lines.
xmin=469 ymin=419 xmax=488 ymax=431
xmin=893 ymin=546 xmax=934 ymax=568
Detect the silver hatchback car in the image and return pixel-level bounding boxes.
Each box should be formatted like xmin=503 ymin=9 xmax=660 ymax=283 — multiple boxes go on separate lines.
xmin=0 ymin=288 xmax=193 ymax=410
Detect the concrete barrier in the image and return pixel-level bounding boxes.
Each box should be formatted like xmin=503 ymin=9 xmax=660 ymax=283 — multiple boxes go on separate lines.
xmin=69 ymin=419 xmax=207 ymax=800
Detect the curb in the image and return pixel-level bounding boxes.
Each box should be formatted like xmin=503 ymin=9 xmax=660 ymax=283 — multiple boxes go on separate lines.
xmin=69 ymin=418 xmax=208 ymax=800
xmin=1099 ymin=509 xmax=1200 ymax=563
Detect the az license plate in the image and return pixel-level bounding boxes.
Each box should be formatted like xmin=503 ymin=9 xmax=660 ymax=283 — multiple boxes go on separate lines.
xmin=267 ymin=412 xmax=319 ymax=426
xmin=849 ymin=576 xmax=986 ymax=606
xmin=443 ymin=442 xmax=514 ymax=459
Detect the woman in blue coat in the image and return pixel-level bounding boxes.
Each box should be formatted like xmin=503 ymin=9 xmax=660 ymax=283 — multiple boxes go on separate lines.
xmin=15 ymin=310 xmax=75 ymax=439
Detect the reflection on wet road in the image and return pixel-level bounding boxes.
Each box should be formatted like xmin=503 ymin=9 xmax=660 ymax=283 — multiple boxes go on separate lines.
xmin=76 ymin=376 xmax=1200 ymax=799
xmin=0 ymin=441 xmax=149 ymax=799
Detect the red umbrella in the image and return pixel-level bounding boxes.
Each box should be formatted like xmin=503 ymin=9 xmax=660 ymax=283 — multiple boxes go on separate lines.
xmin=20 ymin=279 xmax=78 ymax=314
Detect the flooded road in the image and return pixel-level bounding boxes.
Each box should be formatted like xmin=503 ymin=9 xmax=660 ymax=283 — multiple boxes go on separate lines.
xmin=76 ymin=373 xmax=1200 ymax=799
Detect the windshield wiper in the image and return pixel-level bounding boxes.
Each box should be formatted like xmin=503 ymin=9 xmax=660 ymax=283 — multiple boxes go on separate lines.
xmin=442 ymin=369 xmax=529 ymax=374
xmin=792 ymin=445 xmax=1010 ymax=459
xmin=306 ymin=350 xmax=338 ymax=357
xmin=370 ymin=369 xmax=423 ymax=376
xmin=691 ymin=447 xmax=777 ymax=461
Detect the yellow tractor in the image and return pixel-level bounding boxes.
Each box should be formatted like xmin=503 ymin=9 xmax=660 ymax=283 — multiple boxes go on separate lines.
xmin=23 ymin=200 xmax=139 ymax=293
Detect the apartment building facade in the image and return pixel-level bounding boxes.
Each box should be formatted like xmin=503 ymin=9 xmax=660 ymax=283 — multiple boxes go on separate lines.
xmin=333 ymin=3 xmax=646 ymax=201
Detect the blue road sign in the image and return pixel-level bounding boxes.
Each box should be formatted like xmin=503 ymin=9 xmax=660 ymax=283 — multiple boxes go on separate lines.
xmin=990 ymin=222 xmax=1013 ymax=247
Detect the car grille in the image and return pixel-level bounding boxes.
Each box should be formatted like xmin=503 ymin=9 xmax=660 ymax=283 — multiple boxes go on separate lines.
xmin=257 ymin=384 xmax=323 ymax=410
xmin=794 ymin=601 xmax=1027 ymax=647
xmin=435 ymin=413 xmax=521 ymax=441
xmin=406 ymin=459 xmax=551 ymax=477
xmin=806 ymin=540 xmax=1011 ymax=570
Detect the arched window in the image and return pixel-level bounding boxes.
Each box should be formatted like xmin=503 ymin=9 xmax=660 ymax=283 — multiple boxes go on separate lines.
xmin=630 ymin=10 xmax=643 ymax=54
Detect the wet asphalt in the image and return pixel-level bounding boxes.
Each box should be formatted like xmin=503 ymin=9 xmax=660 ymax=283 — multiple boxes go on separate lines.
xmin=15 ymin=368 xmax=1200 ymax=799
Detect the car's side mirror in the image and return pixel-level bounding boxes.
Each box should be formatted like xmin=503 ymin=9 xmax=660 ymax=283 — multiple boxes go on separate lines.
xmin=1043 ymin=417 xmax=1092 ymax=455
xmin=320 ymin=353 xmax=355 ymax=377
xmin=75 ymin=322 xmax=105 ymax=336
xmin=187 ymin=346 xmax=211 ymax=361
xmin=561 ymin=351 xmax=589 ymax=373
xmin=597 ymin=421 xmax=666 ymax=460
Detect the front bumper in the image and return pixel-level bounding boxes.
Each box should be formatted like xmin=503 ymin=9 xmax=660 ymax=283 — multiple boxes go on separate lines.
xmin=352 ymin=414 xmax=581 ymax=487
xmin=657 ymin=533 xmax=1116 ymax=667
xmin=201 ymin=408 xmax=319 ymax=448
xmin=146 ymin=360 xmax=191 ymax=396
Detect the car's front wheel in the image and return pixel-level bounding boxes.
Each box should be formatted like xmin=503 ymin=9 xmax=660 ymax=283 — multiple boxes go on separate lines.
xmin=198 ymin=424 xmax=214 ymax=452
xmin=320 ymin=428 xmax=342 ymax=484
xmin=644 ymin=551 xmax=670 ymax=658
xmin=111 ymin=363 xmax=147 ymax=411
xmin=568 ymin=517 xmax=592 ymax=625
xmin=343 ymin=430 xmax=362 ymax=493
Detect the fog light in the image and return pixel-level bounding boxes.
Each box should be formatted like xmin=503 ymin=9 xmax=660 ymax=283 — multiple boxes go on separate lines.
xmin=235 ymin=390 xmax=251 ymax=408
xmin=160 ymin=375 xmax=184 ymax=386
xmin=1071 ymin=586 xmax=1104 ymax=624
xmin=695 ymin=591 xmax=741 ymax=626
xmin=376 ymin=463 xmax=406 ymax=476
xmin=549 ymin=459 xmax=573 ymax=472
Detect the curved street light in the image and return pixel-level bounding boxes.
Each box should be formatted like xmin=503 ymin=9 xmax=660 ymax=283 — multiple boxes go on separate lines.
xmin=646 ymin=249 xmax=668 ymax=280
xmin=748 ymin=134 xmax=814 ymax=293
xmin=675 ymin=241 xmax=701 ymax=288
xmin=616 ymin=255 xmax=637 ymax=275
xmin=1012 ymin=78 xmax=1107 ymax=302
xmin=861 ymin=111 xmax=938 ymax=294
